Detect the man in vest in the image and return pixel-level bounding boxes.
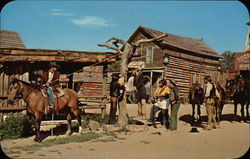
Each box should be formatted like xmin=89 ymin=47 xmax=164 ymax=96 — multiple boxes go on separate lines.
xmin=204 ymin=75 xmax=220 ymax=130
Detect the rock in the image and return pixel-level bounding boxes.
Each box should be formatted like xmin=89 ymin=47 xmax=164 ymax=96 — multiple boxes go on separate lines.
xmin=103 ymin=125 xmax=123 ymax=132
xmin=88 ymin=120 xmax=100 ymax=131
xmin=130 ymin=116 xmax=149 ymax=125
xmin=126 ymin=125 xmax=148 ymax=132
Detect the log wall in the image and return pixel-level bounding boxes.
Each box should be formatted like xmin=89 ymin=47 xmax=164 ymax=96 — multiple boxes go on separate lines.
xmin=164 ymin=54 xmax=222 ymax=100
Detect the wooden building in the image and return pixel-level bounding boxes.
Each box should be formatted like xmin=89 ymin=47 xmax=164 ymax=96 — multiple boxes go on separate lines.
xmin=0 ymin=30 xmax=116 ymax=118
xmin=127 ymin=26 xmax=222 ymax=100
xmin=234 ymin=51 xmax=250 ymax=79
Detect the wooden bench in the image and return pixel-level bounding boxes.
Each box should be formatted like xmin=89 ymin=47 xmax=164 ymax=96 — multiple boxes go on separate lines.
xmin=78 ymin=95 xmax=107 ymax=118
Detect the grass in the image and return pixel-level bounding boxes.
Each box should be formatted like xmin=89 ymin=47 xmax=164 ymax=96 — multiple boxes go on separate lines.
xmin=12 ymin=132 xmax=102 ymax=152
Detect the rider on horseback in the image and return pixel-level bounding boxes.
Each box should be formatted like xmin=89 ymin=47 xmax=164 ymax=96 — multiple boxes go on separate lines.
xmin=40 ymin=62 xmax=60 ymax=110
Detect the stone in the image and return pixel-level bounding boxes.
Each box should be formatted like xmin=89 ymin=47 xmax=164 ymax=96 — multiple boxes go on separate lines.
xmin=103 ymin=125 xmax=123 ymax=132
xmin=88 ymin=120 xmax=100 ymax=131
xmin=126 ymin=125 xmax=148 ymax=132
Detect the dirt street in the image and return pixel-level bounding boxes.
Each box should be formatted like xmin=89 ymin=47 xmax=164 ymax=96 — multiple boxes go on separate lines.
xmin=1 ymin=103 xmax=249 ymax=159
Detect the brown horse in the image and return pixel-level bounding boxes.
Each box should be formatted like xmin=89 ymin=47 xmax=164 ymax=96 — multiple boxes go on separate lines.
xmin=188 ymin=82 xmax=204 ymax=122
xmin=215 ymin=82 xmax=227 ymax=124
xmin=7 ymin=78 xmax=83 ymax=142
xmin=226 ymin=76 xmax=250 ymax=121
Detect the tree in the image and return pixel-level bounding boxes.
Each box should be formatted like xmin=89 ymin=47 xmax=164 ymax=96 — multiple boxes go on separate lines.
xmin=219 ymin=51 xmax=234 ymax=72
xmin=98 ymin=34 xmax=168 ymax=127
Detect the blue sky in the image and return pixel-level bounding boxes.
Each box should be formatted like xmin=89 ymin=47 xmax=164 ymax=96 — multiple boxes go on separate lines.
xmin=0 ymin=1 xmax=249 ymax=54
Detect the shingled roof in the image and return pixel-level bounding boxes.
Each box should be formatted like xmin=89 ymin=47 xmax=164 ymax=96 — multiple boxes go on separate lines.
xmin=0 ymin=30 xmax=26 ymax=49
xmin=128 ymin=26 xmax=221 ymax=58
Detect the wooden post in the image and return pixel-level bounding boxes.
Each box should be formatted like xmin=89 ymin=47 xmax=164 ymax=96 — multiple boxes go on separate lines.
xmin=118 ymin=50 xmax=129 ymax=127
xmin=101 ymin=64 xmax=108 ymax=118
xmin=68 ymin=74 xmax=73 ymax=89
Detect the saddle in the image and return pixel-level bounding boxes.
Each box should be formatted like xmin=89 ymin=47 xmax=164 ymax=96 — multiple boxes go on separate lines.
xmin=41 ymin=88 xmax=65 ymax=99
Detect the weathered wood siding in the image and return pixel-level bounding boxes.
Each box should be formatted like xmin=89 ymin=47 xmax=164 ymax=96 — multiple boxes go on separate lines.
xmin=164 ymin=52 xmax=220 ymax=99
xmin=128 ymin=32 xmax=223 ymax=100
xmin=130 ymin=32 xmax=164 ymax=68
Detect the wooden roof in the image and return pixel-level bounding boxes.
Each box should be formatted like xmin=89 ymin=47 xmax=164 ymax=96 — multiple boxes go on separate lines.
xmin=0 ymin=30 xmax=26 ymax=49
xmin=128 ymin=26 xmax=221 ymax=58
xmin=0 ymin=48 xmax=116 ymax=63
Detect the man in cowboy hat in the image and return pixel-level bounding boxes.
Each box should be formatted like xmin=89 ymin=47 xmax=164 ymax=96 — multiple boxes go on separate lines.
xmin=132 ymin=68 xmax=149 ymax=117
xmin=41 ymin=62 xmax=60 ymax=110
xmin=149 ymin=79 xmax=170 ymax=128
xmin=204 ymin=75 xmax=220 ymax=130
xmin=169 ymin=79 xmax=181 ymax=131
xmin=109 ymin=73 xmax=123 ymax=124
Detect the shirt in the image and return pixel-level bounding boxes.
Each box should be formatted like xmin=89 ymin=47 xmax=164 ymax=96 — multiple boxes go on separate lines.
xmin=154 ymin=86 xmax=170 ymax=98
xmin=205 ymin=82 xmax=220 ymax=98
xmin=48 ymin=72 xmax=54 ymax=83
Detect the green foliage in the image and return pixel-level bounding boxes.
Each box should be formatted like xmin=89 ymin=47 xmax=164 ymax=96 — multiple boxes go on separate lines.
xmin=0 ymin=115 xmax=33 ymax=140
xmin=219 ymin=51 xmax=235 ymax=72
xmin=13 ymin=132 xmax=101 ymax=152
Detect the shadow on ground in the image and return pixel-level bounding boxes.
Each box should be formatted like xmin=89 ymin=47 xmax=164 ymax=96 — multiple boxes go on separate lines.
xmin=39 ymin=124 xmax=80 ymax=141
xmin=179 ymin=114 xmax=249 ymax=128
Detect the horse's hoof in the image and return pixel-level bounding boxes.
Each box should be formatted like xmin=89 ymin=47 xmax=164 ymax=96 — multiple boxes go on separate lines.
xmin=78 ymin=127 xmax=83 ymax=134
xmin=66 ymin=131 xmax=72 ymax=136
xmin=34 ymin=138 xmax=42 ymax=142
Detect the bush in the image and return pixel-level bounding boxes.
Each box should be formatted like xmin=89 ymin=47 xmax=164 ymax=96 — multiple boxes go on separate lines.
xmin=81 ymin=114 xmax=109 ymax=127
xmin=0 ymin=115 xmax=33 ymax=140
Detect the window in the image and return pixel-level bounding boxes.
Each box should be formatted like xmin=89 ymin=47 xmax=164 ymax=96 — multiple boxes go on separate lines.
xmin=146 ymin=46 xmax=154 ymax=63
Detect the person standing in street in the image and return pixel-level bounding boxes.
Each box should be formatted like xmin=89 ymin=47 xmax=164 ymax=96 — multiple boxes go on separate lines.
xmin=132 ymin=69 xmax=148 ymax=118
xmin=204 ymin=75 xmax=220 ymax=130
xmin=109 ymin=73 xmax=122 ymax=124
xmin=169 ymin=79 xmax=181 ymax=131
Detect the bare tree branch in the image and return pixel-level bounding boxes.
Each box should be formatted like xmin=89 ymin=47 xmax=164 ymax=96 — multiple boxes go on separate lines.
xmin=134 ymin=33 xmax=168 ymax=46
xmin=106 ymin=37 xmax=128 ymax=46
xmin=98 ymin=44 xmax=123 ymax=54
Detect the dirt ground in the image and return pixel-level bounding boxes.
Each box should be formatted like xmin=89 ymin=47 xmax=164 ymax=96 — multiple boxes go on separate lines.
xmin=1 ymin=103 xmax=249 ymax=159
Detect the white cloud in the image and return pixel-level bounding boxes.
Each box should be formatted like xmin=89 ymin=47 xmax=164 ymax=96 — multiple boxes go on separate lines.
xmin=51 ymin=12 xmax=74 ymax=16
xmin=49 ymin=9 xmax=74 ymax=16
xmin=71 ymin=16 xmax=110 ymax=27
xmin=50 ymin=9 xmax=62 ymax=12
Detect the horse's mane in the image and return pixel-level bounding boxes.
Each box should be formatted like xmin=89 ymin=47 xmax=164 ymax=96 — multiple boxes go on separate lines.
xmin=11 ymin=78 xmax=41 ymax=90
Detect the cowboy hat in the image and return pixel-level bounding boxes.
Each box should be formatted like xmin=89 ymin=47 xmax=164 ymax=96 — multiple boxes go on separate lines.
xmin=170 ymin=79 xmax=177 ymax=86
xmin=111 ymin=73 xmax=120 ymax=79
xmin=159 ymin=79 xmax=167 ymax=85
xmin=49 ymin=62 xmax=60 ymax=68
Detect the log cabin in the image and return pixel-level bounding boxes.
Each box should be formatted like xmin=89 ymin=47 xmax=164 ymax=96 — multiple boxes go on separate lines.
xmin=127 ymin=26 xmax=222 ymax=101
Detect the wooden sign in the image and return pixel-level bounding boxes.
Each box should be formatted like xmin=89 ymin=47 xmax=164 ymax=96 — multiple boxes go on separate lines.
xmin=234 ymin=51 xmax=250 ymax=71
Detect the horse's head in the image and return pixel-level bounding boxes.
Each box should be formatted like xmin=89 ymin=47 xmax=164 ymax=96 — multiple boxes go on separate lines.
xmin=7 ymin=78 xmax=23 ymax=105
xmin=192 ymin=83 xmax=203 ymax=95
xmin=226 ymin=79 xmax=235 ymax=97
xmin=189 ymin=83 xmax=204 ymax=104
xmin=226 ymin=78 xmax=245 ymax=97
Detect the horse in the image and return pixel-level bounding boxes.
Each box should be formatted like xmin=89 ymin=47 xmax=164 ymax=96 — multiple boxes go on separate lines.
xmin=226 ymin=76 xmax=250 ymax=121
xmin=7 ymin=78 xmax=83 ymax=142
xmin=188 ymin=82 xmax=204 ymax=122
xmin=215 ymin=82 xmax=227 ymax=123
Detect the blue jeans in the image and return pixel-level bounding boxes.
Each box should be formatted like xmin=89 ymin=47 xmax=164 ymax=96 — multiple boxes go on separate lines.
xmin=47 ymin=87 xmax=54 ymax=105
xmin=150 ymin=105 xmax=168 ymax=127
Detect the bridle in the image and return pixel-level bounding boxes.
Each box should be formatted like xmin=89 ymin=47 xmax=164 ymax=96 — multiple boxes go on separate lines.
xmin=10 ymin=80 xmax=34 ymax=104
